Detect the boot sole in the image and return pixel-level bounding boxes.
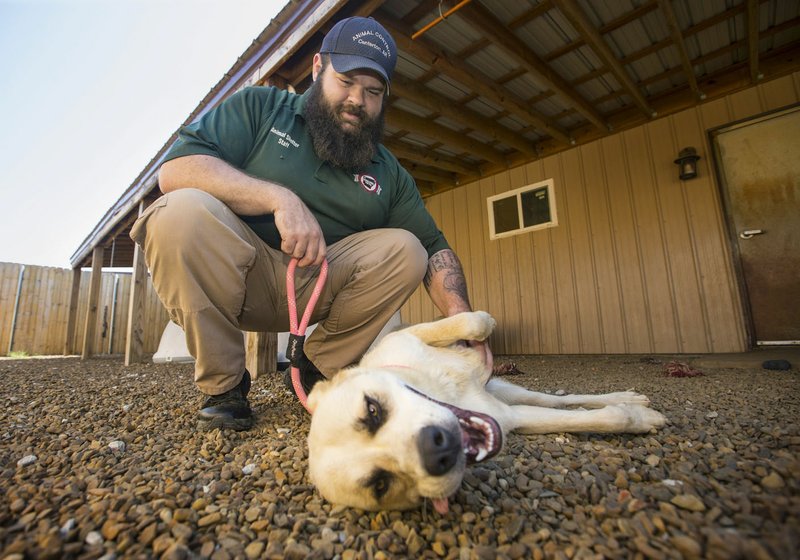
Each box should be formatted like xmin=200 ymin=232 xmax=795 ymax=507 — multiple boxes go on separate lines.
xmin=197 ymin=415 xmax=255 ymax=431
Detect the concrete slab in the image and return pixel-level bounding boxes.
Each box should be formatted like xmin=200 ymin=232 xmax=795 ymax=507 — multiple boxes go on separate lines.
xmin=686 ymin=347 xmax=799 ymax=370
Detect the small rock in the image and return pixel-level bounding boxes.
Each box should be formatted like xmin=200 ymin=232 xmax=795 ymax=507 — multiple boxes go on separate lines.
xmin=17 ymin=455 xmax=37 ymax=467
xmin=245 ymin=541 xmax=265 ymax=559
xmin=108 ymin=440 xmax=126 ymax=452
xmin=671 ymin=535 xmax=702 ymax=559
xmin=85 ymin=531 xmax=104 ymax=546
xmin=198 ymin=512 xmax=223 ymax=527
xmin=671 ymin=494 xmax=706 ymax=512
xmin=646 ymin=454 xmax=660 ymax=467
xmin=761 ymin=472 xmax=785 ymax=489
xmin=60 ymin=518 xmax=76 ymax=537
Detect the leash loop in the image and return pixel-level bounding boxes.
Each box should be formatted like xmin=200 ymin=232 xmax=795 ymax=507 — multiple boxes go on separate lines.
xmin=286 ymin=257 xmax=328 ymax=413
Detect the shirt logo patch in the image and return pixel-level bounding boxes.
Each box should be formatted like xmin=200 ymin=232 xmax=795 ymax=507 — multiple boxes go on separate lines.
xmin=355 ymin=173 xmax=382 ymax=195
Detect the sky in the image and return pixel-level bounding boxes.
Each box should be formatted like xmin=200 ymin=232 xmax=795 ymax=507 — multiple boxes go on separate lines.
xmin=0 ymin=0 xmax=286 ymax=268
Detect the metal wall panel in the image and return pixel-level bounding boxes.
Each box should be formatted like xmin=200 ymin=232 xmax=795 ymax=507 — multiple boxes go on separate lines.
xmin=401 ymin=73 xmax=800 ymax=354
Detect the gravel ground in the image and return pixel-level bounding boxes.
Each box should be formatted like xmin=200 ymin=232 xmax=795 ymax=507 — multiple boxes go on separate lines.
xmin=0 ymin=354 xmax=797 ymax=560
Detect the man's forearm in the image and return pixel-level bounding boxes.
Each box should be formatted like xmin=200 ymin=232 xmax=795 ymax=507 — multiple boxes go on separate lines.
xmin=158 ymin=154 xmax=285 ymax=216
xmin=423 ymin=249 xmax=472 ymax=317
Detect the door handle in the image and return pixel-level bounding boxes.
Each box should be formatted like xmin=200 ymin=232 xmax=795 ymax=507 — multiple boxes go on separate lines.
xmin=739 ymin=229 xmax=765 ymax=239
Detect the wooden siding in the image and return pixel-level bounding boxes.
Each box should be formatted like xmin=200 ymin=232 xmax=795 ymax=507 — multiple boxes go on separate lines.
xmin=0 ymin=262 xmax=169 ymax=357
xmin=402 ymin=72 xmax=800 ymax=354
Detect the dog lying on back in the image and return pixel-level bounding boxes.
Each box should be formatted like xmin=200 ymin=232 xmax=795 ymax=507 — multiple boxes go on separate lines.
xmin=306 ymin=311 xmax=665 ymax=512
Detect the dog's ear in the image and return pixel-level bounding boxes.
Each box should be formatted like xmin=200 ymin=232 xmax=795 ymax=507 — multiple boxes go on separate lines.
xmin=306 ymin=379 xmax=330 ymax=413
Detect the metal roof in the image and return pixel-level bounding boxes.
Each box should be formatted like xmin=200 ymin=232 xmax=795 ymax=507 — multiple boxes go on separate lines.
xmin=71 ymin=0 xmax=800 ymax=268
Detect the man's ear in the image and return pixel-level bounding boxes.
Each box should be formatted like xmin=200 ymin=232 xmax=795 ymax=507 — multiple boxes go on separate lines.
xmin=311 ymin=53 xmax=323 ymax=81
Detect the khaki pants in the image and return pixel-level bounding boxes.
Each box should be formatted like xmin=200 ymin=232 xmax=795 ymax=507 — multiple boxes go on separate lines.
xmin=130 ymin=189 xmax=427 ymax=395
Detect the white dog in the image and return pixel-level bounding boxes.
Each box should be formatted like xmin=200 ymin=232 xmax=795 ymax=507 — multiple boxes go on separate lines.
xmin=306 ymin=311 xmax=665 ymax=513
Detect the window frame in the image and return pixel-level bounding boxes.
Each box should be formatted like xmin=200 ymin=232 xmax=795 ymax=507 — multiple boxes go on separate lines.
xmin=486 ymin=178 xmax=558 ymax=240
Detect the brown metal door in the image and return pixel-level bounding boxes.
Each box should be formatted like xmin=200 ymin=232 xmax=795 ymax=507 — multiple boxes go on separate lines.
xmin=714 ymin=106 xmax=800 ymax=344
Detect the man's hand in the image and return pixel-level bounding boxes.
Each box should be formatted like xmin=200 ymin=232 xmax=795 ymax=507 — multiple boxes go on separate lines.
xmin=272 ymin=188 xmax=326 ymax=267
xmin=159 ymin=155 xmax=327 ymax=268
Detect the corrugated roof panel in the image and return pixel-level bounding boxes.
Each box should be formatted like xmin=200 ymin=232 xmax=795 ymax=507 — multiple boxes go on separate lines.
xmin=517 ymin=11 xmax=577 ymax=58
xmin=433 ymin=115 xmax=467 ymax=133
xmin=767 ymin=1 xmax=800 ymax=50
xmin=629 ymin=48 xmax=674 ymax=82
xmin=548 ymin=49 xmax=595 ymax=82
xmin=493 ymin=114 xmax=525 ymax=133
xmin=576 ymin=76 xmax=614 ymax=101
xmin=554 ymin=111 xmax=585 ymax=130
xmin=380 ymin=0 xmax=417 ymax=20
xmin=423 ymin=14 xmax=483 ymax=55
xmin=596 ymin=94 xmax=630 ymax=114
xmin=424 ymin=75 xmax=473 ymax=102
xmin=502 ymin=73 xmax=546 ymax=102
xmin=478 ymin=0 xmax=526 ymax=24
xmin=391 ymin=98 xmax=433 ymax=119
xmin=531 ymin=96 xmax=569 ymax=119
xmin=588 ymin=0 xmax=640 ymax=24
xmin=466 ymin=44 xmax=523 ymax=82
xmin=467 ymin=129 xmax=506 ymax=148
xmin=396 ymin=54 xmax=430 ymax=80
xmin=464 ymin=97 xmax=503 ymax=119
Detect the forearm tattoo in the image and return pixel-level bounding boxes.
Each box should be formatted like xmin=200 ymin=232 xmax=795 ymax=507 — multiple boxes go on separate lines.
xmin=424 ymin=250 xmax=471 ymax=306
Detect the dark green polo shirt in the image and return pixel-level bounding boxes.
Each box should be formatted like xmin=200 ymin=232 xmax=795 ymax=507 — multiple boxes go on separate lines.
xmin=163 ymin=86 xmax=449 ymax=257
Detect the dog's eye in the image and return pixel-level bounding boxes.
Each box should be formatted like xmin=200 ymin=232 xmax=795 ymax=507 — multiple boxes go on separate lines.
xmin=366 ymin=469 xmax=393 ymax=500
xmin=362 ymin=395 xmax=384 ymax=433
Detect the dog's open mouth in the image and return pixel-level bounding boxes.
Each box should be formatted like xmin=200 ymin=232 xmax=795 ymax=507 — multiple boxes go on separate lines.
xmin=406 ymin=385 xmax=502 ymax=464
xmin=450 ymin=403 xmax=501 ymax=464
xmin=406 ymin=385 xmax=502 ymax=514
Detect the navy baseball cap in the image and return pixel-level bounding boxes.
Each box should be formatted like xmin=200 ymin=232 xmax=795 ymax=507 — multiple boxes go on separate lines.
xmin=320 ymin=17 xmax=397 ymax=93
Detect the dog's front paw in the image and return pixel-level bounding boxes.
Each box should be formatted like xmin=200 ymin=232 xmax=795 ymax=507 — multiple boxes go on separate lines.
xmin=618 ymin=404 xmax=666 ymax=433
xmin=463 ymin=311 xmax=496 ymax=341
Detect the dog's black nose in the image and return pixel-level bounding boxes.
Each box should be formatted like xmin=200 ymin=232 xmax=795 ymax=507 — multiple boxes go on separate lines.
xmin=418 ymin=425 xmax=461 ymax=476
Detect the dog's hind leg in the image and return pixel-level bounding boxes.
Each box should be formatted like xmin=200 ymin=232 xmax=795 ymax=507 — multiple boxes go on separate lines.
xmin=506 ymin=402 xmax=666 ymax=434
xmin=402 ymin=311 xmax=495 ymax=347
xmin=486 ymin=378 xmax=652 ymax=408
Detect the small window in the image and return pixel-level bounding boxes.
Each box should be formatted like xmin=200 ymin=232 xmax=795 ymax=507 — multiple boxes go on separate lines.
xmin=487 ymin=179 xmax=558 ymax=240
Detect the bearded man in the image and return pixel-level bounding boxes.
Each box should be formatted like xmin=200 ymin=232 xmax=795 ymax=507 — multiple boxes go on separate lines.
xmin=131 ymin=17 xmax=490 ymax=431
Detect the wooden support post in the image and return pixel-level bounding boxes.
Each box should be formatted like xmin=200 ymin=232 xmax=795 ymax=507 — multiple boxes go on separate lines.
xmin=245 ymin=331 xmax=277 ymax=379
xmin=81 ymin=246 xmax=104 ymax=360
xmin=125 ymin=232 xmax=148 ymax=365
xmin=63 ymin=267 xmax=82 ymax=355
xmin=125 ymin=202 xmax=147 ymax=365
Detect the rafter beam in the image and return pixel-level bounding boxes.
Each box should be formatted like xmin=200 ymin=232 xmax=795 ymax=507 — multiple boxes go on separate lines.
xmin=380 ymin=14 xmax=574 ymax=145
xmin=544 ymin=1 xmax=658 ymax=62
xmin=458 ymin=1 xmax=608 ymax=132
xmin=401 ymin=0 xmax=439 ymax=26
xmin=747 ymin=0 xmax=761 ymax=83
xmin=391 ymin=74 xmax=538 ymax=156
xmin=384 ymin=138 xmax=482 ymax=176
xmin=386 ymin=108 xmax=509 ymax=165
xmin=553 ymin=0 xmax=656 ymax=118
xmin=657 ymin=0 xmax=704 ymax=100
xmin=403 ymin=163 xmax=459 ymax=185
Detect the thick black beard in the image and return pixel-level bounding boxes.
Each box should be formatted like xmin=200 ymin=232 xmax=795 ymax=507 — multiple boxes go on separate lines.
xmin=304 ymin=79 xmax=385 ymax=172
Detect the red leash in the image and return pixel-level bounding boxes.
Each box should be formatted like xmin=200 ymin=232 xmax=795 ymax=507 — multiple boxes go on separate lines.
xmin=286 ymin=257 xmax=328 ymax=413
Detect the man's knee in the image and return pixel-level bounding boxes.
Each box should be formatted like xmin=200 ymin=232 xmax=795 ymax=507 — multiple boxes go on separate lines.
xmin=143 ymin=189 xmax=232 ymax=245
xmin=382 ymin=229 xmax=428 ymax=284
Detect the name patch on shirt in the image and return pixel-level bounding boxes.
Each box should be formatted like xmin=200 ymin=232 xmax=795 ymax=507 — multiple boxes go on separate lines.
xmin=355 ymin=173 xmax=382 ymax=195
xmin=270 ymin=127 xmax=300 ymax=149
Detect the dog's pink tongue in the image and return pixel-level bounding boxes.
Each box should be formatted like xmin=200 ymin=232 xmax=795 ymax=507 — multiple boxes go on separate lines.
xmin=432 ymin=497 xmax=449 ymax=514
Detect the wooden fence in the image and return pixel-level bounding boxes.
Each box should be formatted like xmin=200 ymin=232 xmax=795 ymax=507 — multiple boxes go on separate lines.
xmin=0 ymin=262 xmax=169 ymax=357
